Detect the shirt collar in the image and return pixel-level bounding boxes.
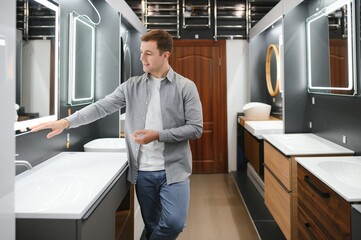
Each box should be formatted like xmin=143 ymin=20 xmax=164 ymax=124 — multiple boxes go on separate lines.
xmin=145 ymin=67 xmax=175 ymax=83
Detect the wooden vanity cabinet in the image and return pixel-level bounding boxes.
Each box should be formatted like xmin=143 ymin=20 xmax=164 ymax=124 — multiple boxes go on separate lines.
xmin=244 ymin=130 xmax=264 ymax=175
xmin=264 ymin=141 xmax=298 ymax=240
xmin=297 ymin=164 xmax=351 ymax=240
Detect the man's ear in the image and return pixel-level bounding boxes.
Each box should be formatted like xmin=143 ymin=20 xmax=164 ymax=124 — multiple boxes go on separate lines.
xmin=163 ymin=51 xmax=171 ymax=59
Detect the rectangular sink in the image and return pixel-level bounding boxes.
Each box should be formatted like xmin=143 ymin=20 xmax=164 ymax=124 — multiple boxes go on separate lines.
xmin=296 ymin=156 xmax=361 ymax=202
xmin=263 ymin=133 xmax=354 ymax=156
xmin=15 ymin=152 xmax=128 ymax=219
xmin=244 ymin=120 xmax=283 ymax=139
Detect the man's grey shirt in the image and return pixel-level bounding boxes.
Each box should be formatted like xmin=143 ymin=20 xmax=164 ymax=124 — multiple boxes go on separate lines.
xmin=66 ymin=68 xmax=203 ymax=184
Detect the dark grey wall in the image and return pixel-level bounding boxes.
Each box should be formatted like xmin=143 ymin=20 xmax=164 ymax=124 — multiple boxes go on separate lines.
xmin=16 ymin=0 xmax=120 ymax=169
xmin=249 ymin=18 xmax=283 ymax=115
xmin=283 ymin=2 xmax=310 ymax=133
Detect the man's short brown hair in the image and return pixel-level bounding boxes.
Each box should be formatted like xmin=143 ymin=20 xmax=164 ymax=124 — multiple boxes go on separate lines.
xmin=141 ymin=29 xmax=173 ymax=55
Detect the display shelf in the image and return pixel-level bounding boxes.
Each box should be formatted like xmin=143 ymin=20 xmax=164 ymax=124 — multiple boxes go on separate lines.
xmin=182 ymin=0 xmax=211 ymax=29
xmin=214 ymin=0 xmax=246 ymax=39
xmin=144 ymin=0 xmax=180 ymax=38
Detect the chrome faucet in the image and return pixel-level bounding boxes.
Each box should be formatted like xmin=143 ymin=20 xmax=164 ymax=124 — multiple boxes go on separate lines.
xmin=15 ymin=160 xmax=33 ymax=170
xmin=15 ymin=154 xmax=32 ymax=170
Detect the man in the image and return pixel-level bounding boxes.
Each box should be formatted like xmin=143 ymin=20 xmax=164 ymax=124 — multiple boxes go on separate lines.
xmin=32 ymin=29 xmax=203 ymax=240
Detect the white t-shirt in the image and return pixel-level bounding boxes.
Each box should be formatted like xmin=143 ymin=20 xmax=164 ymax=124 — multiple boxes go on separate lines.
xmin=138 ymin=76 xmax=165 ymax=171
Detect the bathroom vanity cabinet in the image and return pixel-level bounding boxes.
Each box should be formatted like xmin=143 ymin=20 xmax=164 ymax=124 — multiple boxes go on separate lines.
xmin=16 ymin=167 xmax=133 ymax=240
xmin=263 ymin=134 xmax=353 ymax=240
xmin=264 ymin=141 xmax=297 ymax=240
xmin=297 ymin=164 xmax=351 ymax=240
xmin=244 ymin=130 xmax=264 ymax=175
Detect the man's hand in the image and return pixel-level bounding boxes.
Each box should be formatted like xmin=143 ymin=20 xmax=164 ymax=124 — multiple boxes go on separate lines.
xmin=130 ymin=129 xmax=159 ymax=145
xmin=31 ymin=119 xmax=69 ymax=139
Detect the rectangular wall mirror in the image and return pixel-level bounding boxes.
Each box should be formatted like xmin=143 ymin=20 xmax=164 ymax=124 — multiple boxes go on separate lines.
xmin=68 ymin=11 xmax=95 ymax=106
xmin=306 ymin=0 xmax=357 ymax=95
xmin=15 ymin=0 xmax=59 ymax=133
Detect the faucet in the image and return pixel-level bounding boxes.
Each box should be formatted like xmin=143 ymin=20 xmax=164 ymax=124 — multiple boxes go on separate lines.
xmin=15 ymin=154 xmax=32 ymax=170
xmin=15 ymin=160 xmax=33 ymax=170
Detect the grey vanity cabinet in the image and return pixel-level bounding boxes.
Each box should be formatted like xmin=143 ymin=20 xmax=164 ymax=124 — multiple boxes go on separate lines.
xmin=16 ymin=167 xmax=132 ymax=240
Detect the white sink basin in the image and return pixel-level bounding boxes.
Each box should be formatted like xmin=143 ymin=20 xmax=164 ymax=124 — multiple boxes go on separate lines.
xmin=296 ymin=156 xmax=361 ymax=202
xmin=15 ymin=152 xmax=128 ymax=219
xmin=243 ymin=102 xmax=271 ymax=120
xmin=244 ymin=120 xmax=283 ymax=139
xmin=84 ymin=138 xmax=126 ymax=152
xmin=263 ymin=133 xmax=354 ymax=156
xmin=318 ymin=161 xmax=361 ymax=189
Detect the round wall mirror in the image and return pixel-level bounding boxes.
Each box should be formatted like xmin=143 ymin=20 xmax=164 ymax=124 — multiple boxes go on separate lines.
xmin=265 ymin=44 xmax=280 ymax=97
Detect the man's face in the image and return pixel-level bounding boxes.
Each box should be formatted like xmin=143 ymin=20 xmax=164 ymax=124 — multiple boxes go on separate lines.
xmin=140 ymin=40 xmax=168 ymax=75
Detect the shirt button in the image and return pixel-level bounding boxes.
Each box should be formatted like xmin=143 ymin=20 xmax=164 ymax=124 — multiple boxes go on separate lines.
xmin=142 ymin=117 xmax=145 ymax=120
xmin=146 ymin=101 xmax=148 ymax=104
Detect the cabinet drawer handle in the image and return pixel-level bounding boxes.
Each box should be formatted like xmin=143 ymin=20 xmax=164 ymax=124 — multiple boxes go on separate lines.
xmin=304 ymin=175 xmax=330 ymax=198
xmin=304 ymin=223 xmax=317 ymax=240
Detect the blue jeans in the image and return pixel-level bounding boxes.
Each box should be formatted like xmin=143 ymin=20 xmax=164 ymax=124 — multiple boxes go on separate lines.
xmin=136 ymin=170 xmax=190 ymax=240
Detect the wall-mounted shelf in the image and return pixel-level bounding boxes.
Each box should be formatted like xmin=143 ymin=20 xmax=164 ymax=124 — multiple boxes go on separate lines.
xmin=182 ymin=0 xmax=211 ymax=29
xmin=125 ymin=0 xmax=280 ymax=39
xmin=214 ymin=0 xmax=247 ymax=39
xmin=144 ymin=0 xmax=180 ymax=38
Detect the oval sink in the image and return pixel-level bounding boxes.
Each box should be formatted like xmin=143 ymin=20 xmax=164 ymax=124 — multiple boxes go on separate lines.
xmin=318 ymin=161 xmax=361 ymax=189
xmin=84 ymin=138 xmax=126 ymax=152
xmin=16 ymin=175 xmax=95 ymax=213
xmin=15 ymin=152 xmax=128 ymax=219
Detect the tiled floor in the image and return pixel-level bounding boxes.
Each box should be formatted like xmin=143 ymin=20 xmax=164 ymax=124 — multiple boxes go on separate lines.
xmin=177 ymin=174 xmax=259 ymax=240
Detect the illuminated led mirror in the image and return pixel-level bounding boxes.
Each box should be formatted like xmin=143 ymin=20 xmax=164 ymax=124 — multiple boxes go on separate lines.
xmin=306 ymin=0 xmax=356 ymax=95
xmin=15 ymin=0 xmax=59 ymax=134
xmin=68 ymin=11 xmax=95 ymax=105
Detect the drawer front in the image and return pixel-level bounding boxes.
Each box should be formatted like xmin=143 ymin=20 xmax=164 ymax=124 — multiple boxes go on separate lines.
xmin=264 ymin=141 xmax=291 ymax=190
xmin=244 ymin=130 xmax=260 ymax=173
xmin=297 ymin=165 xmax=351 ymax=240
xmin=264 ymin=167 xmax=291 ymax=240
xmin=298 ymin=207 xmax=328 ymax=240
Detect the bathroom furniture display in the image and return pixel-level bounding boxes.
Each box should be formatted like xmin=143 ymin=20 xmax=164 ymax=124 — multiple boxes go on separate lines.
xmin=263 ymin=134 xmax=353 ymax=239
xmin=238 ymin=116 xmax=282 ymax=174
xmin=297 ymin=164 xmax=351 ymax=239
xmin=15 ymin=152 xmax=133 ymax=240
xmin=182 ymin=0 xmax=211 ymax=29
xmin=145 ymin=0 xmax=180 ymax=38
xmin=295 ymin=156 xmax=361 ymax=239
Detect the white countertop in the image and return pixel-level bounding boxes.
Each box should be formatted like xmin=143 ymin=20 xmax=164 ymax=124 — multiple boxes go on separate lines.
xmin=263 ymin=133 xmax=354 ymax=156
xmin=296 ymin=156 xmax=361 ymax=202
xmin=15 ymin=152 xmax=128 ymax=219
xmin=244 ymin=120 xmax=283 ymax=139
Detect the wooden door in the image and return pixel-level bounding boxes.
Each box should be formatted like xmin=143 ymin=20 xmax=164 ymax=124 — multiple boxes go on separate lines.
xmin=169 ymin=40 xmax=228 ymax=174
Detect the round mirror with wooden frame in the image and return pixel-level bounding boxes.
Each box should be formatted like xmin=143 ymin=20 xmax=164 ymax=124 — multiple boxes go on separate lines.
xmin=265 ymin=44 xmax=280 ymax=97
